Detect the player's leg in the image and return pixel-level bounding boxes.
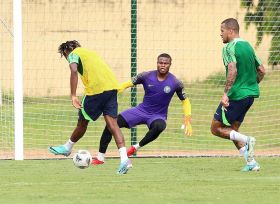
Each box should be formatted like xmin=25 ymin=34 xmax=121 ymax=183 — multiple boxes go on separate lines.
xmin=48 ymin=109 xmax=90 ymax=156
xmin=104 ymin=115 xmax=132 ymax=174
xmin=211 ymin=120 xmax=246 ymax=157
xmin=211 ymin=119 xmax=259 ymax=171
xmin=93 ymin=115 xmax=129 ymax=165
xmin=232 ymin=98 xmax=260 ymax=170
xmin=211 ymin=119 xmax=249 ymax=144
xmin=231 ymin=121 xmax=247 ymax=157
xmin=230 ymin=121 xmax=256 ymax=164
xmin=211 ymin=97 xmax=260 ymax=171
xmin=211 ymin=98 xmax=255 ymax=142
xmin=127 ymin=119 xmax=166 ymax=156
xmin=102 ymin=90 xmax=131 ymax=174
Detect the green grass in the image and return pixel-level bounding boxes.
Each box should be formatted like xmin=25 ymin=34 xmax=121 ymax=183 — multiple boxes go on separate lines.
xmin=0 ymin=157 xmax=279 ymax=204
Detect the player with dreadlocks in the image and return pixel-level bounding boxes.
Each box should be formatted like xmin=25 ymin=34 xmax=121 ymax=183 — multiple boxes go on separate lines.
xmin=48 ymin=40 xmax=132 ymax=174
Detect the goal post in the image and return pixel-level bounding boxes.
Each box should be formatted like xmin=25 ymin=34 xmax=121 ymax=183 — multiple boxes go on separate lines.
xmin=13 ymin=0 xmax=24 ymax=160
xmin=130 ymin=0 xmax=137 ymax=147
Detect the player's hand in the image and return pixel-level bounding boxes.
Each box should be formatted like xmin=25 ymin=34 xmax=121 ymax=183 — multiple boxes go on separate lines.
xmin=221 ymin=93 xmax=229 ymax=109
xmin=182 ymin=115 xmax=192 ymax=136
xmin=71 ymin=96 xmax=82 ymax=109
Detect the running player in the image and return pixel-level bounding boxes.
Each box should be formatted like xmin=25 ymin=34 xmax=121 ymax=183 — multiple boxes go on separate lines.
xmin=211 ymin=18 xmax=265 ymax=171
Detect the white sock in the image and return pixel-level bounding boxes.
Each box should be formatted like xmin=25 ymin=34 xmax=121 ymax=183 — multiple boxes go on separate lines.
xmin=239 ymin=146 xmax=246 ymax=156
xmin=119 ymin=147 xmax=128 ymax=163
xmin=133 ymin=143 xmax=141 ymax=150
xmin=247 ymin=159 xmax=256 ymax=165
xmin=229 ymin=130 xmax=248 ymax=143
xmin=64 ymin=139 xmax=75 ymax=151
xmin=97 ymin=152 xmax=105 ymax=162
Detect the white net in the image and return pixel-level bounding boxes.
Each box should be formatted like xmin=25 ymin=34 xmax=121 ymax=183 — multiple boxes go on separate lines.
xmin=0 ymin=0 xmax=14 ymax=159
xmin=0 ymin=0 xmax=279 ymax=159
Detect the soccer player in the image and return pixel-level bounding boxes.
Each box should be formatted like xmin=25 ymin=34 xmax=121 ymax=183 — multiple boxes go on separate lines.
xmin=92 ymin=53 xmax=192 ymax=165
xmin=211 ymin=18 xmax=265 ymax=171
xmin=48 ymin=40 xmax=131 ymax=174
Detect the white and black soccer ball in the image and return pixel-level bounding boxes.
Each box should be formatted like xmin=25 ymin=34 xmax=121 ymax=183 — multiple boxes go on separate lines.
xmin=72 ymin=150 xmax=92 ymax=169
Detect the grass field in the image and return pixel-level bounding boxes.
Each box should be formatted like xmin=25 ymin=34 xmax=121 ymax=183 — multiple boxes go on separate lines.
xmin=1 ymin=157 xmax=280 ymax=204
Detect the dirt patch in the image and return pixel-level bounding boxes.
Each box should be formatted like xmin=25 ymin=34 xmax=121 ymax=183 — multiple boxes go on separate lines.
xmin=1 ymin=149 xmax=279 ymax=160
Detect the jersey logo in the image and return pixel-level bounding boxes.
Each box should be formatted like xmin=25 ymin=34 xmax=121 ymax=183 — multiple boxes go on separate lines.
xmin=148 ymin=84 xmax=154 ymax=87
xmin=164 ymin=86 xmax=171 ymax=93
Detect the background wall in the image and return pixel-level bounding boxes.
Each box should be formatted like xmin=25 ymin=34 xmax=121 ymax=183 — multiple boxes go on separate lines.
xmin=0 ymin=0 xmax=271 ymax=96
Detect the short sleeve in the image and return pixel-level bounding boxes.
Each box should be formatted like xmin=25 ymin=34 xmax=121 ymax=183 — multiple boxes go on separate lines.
xmin=222 ymin=43 xmax=237 ymax=67
xmin=67 ymin=52 xmax=80 ymax=65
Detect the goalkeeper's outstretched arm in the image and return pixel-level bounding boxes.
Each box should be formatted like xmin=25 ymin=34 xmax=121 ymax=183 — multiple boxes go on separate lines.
xmin=118 ymin=80 xmax=134 ymax=93
xmin=118 ymin=72 xmax=148 ymax=93
xmin=181 ymin=98 xmax=192 ymax=136
xmin=182 ymin=98 xmax=191 ymax=117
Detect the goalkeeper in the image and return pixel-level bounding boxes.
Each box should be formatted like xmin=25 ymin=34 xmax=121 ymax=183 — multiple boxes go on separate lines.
xmin=92 ymin=53 xmax=192 ymax=165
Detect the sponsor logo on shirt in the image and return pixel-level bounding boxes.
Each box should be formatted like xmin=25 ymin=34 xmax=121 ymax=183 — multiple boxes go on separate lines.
xmin=148 ymin=84 xmax=154 ymax=87
xmin=164 ymin=86 xmax=171 ymax=93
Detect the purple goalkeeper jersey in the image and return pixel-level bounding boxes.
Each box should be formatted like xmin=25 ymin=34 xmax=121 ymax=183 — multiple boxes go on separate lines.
xmin=132 ymin=70 xmax=186 ymax=118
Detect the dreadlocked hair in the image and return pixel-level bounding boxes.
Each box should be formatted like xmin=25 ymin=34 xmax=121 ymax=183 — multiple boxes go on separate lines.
xmin=58 ymin=40 xmax=81 ymax=57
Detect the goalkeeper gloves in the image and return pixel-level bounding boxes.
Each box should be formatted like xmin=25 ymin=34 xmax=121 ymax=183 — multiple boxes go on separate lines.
xmin=183 ymin=115 xmax=192 ymax=136
xmin=182 ymin=98 xmax=192 ymax=136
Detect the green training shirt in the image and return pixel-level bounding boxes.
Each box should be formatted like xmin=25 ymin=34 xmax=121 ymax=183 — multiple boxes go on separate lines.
xmin=222 ymin=38 xmax=262 ymax=100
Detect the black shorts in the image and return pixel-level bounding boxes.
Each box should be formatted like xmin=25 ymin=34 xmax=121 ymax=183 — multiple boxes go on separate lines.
xmin=214 ymin=97 xmax=254 ymax=126
xmin=79 ymin=90 xmax=118 ymax=121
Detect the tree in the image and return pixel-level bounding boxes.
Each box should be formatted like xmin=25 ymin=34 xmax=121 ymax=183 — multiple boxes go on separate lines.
xmin=241 ymin=0 xmax=280 ymax=66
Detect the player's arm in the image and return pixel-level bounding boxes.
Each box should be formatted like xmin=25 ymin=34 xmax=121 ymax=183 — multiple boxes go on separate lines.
xmin=182 ymin=98 xmax=191 ymax=116
xmin=118 ymin=72 xmax=146 ymax=93
xmin=256 ymin=64 xmax=265 ymax=83
xmin=222 ymin=62 xmax=237 ymax=108
xmin=181 ymin=98 xmax=192 ymax=136
xmin=67 ymin=52 xmax=82 ymax=109
xmin=254 ymin=52 xmax=265 ymax=83
xmin=176 ymin=81 xmax=192 ymax=136
xmin=118 ymin=80 xmax=134 ymax=93
xmin=222 ymin=44 xmax=237 ymax=108
xmin=69 ymin=63 xmax=82 ymax=109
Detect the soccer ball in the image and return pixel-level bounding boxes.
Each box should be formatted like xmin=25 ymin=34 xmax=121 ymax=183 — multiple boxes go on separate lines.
xmin=72 ymin=150 xmax=92 ymax=169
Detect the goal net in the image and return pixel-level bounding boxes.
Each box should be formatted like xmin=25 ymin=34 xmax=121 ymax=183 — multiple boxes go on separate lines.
xmin=0 ymin=0 xmax=279 ymax=159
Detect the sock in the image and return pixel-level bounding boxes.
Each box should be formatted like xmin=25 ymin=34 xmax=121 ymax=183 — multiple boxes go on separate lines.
xmin=229 ymin=130 xmax=248 ymax=143
xmin=119 ymin=147 xmax=128 ymax=163
xmin=133 ymin=143 xmax=141 ymax=151
xmin=64 ymin=139 xmax=75 ymax=151
xmin=97 ymin=152 xmax=105 ymax=162
xmin=239 ymin=146 xmax=246 ymax=156
xmin=247 ymin=159 xmax=256 ymax=165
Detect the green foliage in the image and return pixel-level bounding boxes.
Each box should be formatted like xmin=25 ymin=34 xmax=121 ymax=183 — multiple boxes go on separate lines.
xmin=240 ymin=0 xmax=280 ymax=65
